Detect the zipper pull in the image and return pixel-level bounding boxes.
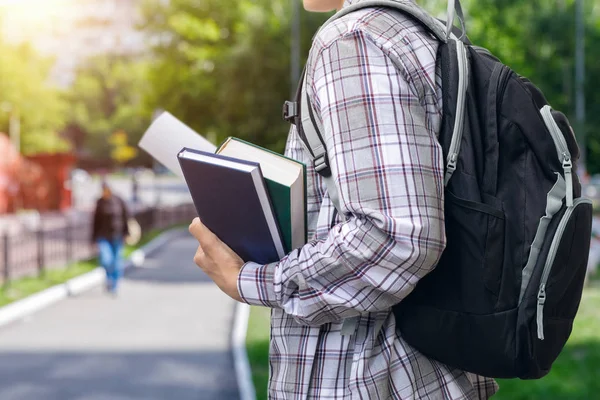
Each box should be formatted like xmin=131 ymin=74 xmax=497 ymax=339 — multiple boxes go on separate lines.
xmin=562 ymin=153 xmax=573 ymax=207
xmin=444 ymin=153 xmax=458 ymax=186
xmin=537 ymin=284 xmax=547 ymax=340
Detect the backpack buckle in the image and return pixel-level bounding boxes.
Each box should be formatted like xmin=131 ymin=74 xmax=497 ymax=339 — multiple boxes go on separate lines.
xmin=282 ymin=101 xmax=298 ymax=123
xmin=313 ymin=153 xmax=331 ymax=177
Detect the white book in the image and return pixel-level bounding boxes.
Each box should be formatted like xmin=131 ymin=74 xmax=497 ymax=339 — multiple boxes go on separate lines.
xmin=138 ymin=111 xmax=216 ymax=178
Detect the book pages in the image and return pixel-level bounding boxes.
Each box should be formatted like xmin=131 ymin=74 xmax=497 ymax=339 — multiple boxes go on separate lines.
xmin=139 ymin=111 xmax=216 ymax=178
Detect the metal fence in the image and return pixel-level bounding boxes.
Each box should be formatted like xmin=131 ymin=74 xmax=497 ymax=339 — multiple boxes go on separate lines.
xmin=0 ymin=203 xmax=197 ymax=284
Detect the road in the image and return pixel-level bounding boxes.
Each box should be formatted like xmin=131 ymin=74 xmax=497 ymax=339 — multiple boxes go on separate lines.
xmin=0 ymin=233 xmax=240 ymax=400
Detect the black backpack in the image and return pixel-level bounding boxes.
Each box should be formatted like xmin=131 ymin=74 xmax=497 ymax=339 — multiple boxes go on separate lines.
xmin=282 ymin=0 xmax=593 ymax=379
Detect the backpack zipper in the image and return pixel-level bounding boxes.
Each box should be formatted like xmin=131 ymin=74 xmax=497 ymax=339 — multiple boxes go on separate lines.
xmin=541 ymin=105 xmax=573 ymax=207
xmin=536 ymin=197 xmax=591 ymax=340
xmin=445 ymin=40 xmax=470 ymax=186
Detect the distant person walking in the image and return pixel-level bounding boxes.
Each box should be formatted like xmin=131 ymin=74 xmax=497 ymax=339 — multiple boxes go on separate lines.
xmin=92 ymin=181 xmax=130 ymax=294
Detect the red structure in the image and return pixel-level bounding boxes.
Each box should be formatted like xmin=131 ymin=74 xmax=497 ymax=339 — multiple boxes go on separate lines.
xmin=0 ymin=134 xmax=76 ymax=213
xmin=0 ymin=134 xmax=21 ymax=214
xmin=25 ymin=153 xmax=76 ymax=211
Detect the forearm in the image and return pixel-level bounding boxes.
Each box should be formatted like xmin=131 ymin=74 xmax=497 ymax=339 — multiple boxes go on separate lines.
xmin=238 ymin=206 xmax=445 ymax=325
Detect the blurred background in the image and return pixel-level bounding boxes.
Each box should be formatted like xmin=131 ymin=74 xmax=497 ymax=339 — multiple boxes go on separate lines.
xmin=0 ymin=1 xmax=598 ymax=399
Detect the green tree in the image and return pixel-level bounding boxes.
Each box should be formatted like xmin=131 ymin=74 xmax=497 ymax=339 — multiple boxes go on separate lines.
xmin=67 ymin=55 xmax=151 ymax=161
xmin=462 ymin=0 xmax=600 ymax=173
xmin=139 ymin=0 xmax=327 ymax=153
xmin=0 ymin=40 xmax=69 ymax=155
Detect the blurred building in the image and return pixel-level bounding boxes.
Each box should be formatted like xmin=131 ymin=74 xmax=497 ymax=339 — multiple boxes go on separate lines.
xmin=1 ymin=133 xmax=76 ymax=213
xmin=0 ymin=0 xmax=146 ymax=87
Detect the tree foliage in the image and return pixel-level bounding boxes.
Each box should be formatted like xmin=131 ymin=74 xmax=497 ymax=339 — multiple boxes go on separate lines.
xmin=139 ymin=0 xmax=327 ymax=153
xmin=0 ymin=39 xmax=69 ymax=155
xmin=66 ymin=55 xmax=151 ymax=160
xmin=461 ymin=0 xmax=600 ymax=173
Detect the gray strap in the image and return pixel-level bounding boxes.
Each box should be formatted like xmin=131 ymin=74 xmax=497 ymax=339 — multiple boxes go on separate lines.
xmin=443 ymin=39 xmax=469 ymax=186
xmin=446 ymin=0 xmax=466 ymax=40
xmin=301 ymin=80 xmax=346 ymax=222
xmin=300 ymin=83 xmax=326 ymax=163
xmin=519 ymin=173 xmax=566 ymax=302
xmin=537 ymin=295 xmax=546 ymax=340
xmin=318 ymin=0 xmax=448 ymax=43
xmin=540 ymin=105 xmax=574 ymax=207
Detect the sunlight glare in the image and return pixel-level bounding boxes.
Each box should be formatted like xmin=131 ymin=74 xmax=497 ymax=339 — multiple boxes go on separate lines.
xmin=0 ymin=0 xmax=78 ymax=23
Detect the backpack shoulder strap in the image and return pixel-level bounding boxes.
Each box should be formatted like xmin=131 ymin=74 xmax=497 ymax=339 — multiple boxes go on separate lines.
xmin=295 ymin=0 xmax=469 ymax=216
xmin=299 ymin=77 xmax=346 ymax=221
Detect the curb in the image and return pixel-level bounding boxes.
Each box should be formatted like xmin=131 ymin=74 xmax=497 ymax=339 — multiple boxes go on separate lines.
xmin=0 ymin=283 xmax=67 ymax=328
xmin=0 ymin=227 xmax=187 ymax=329
xmin=65 ymin=268 xmax=106 ymax=297
xmin=232 ymin=302 xmax=257 ymax=400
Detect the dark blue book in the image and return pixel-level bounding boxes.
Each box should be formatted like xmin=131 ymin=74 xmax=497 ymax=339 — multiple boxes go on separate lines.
xmin=177 ymin=147 xmax=285 ymax=264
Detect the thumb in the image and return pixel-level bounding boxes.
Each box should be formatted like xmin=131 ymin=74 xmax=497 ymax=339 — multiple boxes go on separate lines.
xmin=189 ymin=217 xmax=219 ymax=247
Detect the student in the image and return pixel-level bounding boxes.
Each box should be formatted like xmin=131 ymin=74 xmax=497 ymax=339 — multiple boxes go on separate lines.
xmin=92 ymin=181 xmax=129 ymax=295
xmin=189 ymin=0 xmax=498 ymax=397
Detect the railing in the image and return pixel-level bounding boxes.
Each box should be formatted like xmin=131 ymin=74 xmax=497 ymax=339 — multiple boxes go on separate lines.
xmin=0 ymin=203 xmax=196 ymax=284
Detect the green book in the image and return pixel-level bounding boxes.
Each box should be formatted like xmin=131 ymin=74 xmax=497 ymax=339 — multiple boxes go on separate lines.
xmin=216 ymin=137 xmax=307 ymax=253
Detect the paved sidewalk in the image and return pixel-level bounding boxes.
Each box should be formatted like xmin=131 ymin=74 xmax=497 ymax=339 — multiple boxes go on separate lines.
xmin=0 ymin=233 xmax=240 ymax=400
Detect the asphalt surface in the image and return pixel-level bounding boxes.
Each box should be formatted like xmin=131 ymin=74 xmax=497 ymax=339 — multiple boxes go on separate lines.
xmin=0 ymin=234 xmax=240 ymax=400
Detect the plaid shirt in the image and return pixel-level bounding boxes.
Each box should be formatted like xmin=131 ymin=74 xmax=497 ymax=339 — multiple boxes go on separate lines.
xmin=238 ymin=1 xmax=499 ymax=398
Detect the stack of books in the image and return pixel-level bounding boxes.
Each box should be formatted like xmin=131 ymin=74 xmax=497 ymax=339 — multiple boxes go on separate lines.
xmin=139 ymin=112 xmax=306 ymax=264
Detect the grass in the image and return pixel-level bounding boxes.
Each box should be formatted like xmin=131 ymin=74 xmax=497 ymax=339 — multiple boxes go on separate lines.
xmin=0 ymin=258 xmax=98 ymax=308
xmin=246 ymin=306 xmax=271 ymax=400
xmin=494 ymin=285 xmax=600 ymax=399
xmin=0 ymin=224 xmax=187 ymax=309
xmin=246 ymin=287 xmax=600 ymax=400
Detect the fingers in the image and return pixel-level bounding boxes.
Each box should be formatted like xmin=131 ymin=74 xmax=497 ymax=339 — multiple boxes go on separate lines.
xmin=188 ymin=217 xmax=201 ymax=239
xmin=189 ymin=217 xmax=211 ymax=241
xmin=189 ymin=217 xmax=219 ymax=252
xmin=193 ymin=245 xmax=206 ymax=268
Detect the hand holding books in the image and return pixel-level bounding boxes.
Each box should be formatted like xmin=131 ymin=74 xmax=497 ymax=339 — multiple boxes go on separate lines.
xmin=178 ymin=147 xmax=286 ymax=264
xmin=188 ymin=217 xmax=244 ymax=302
